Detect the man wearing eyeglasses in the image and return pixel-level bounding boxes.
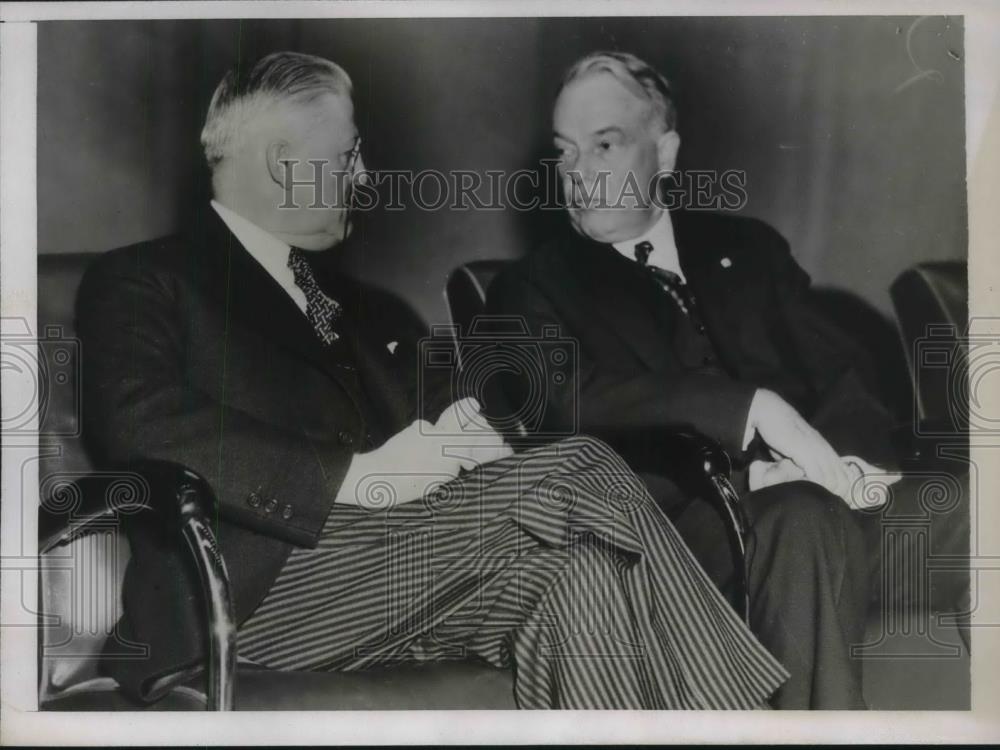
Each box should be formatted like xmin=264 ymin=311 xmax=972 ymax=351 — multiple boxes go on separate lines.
xmin=77 ymin=51 xmax=791 ymax=710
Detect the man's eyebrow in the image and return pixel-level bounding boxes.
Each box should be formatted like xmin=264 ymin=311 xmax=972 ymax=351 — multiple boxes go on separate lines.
xmin=552 ymin=126 xmax=625 ymax=143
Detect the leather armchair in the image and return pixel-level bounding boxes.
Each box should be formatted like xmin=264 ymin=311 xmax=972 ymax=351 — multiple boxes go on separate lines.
xmin=40 ymin=461 xmax=235 ymax=710
xmin=37 ymin=253 xmax=516 ymax=711
xmin=889 ymin=261 xmax=969 ymax=468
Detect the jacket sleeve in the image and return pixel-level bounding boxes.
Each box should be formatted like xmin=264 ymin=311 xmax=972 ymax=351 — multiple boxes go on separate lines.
xmin=76 ymin=251 xmax=354 ymax=548
xmin=486 ymin=266 xmax=757 ymax=458
xmin=763 ymin=230 xmax=898 ymax=467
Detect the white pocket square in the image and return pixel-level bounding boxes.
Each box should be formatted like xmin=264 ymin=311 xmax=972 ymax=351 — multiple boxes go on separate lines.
xmin=387 ymin=341 xmax=399 ymax=354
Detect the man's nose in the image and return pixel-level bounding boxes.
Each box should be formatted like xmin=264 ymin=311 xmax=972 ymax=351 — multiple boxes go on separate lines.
xmin=562 ymin=150 xmax=594 ymax=177
xmin=572 ymin=151 xmax=602 ymax=184
xmin=564 ymin=167 xmax=598 ymax=203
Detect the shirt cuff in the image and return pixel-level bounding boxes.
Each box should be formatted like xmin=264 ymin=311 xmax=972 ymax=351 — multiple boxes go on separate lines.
xmin=741 ymin=393 xmax=758 ymax=451
xmin=741 ymin=419 xmax=755 ymax=452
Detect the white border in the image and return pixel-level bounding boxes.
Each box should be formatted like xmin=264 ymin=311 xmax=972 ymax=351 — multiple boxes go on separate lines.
xmin=0 ymin=0 xmax=997 ymax=20
xmin=3 ymin=0 xmax=1000 ymax=744
xmin=0 ymin=14 xmax=40 ymax=723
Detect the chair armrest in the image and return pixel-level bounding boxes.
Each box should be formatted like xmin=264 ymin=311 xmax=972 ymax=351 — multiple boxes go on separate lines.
xmin=890 ymin=421 xmax=970 ymax=472
xmin=591 ymin=425 xmax=733 ymax=491
xmin=591 ymin=425 xmax=750 ymax=623
xmin=39 ymin=460 xmax=235 ymax=711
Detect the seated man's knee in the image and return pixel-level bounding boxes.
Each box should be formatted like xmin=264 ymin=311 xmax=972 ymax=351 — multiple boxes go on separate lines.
xmin=748 ymin=480 xmax=862 ymax=548
xmin=559 ymin=434 xmax=620 ymax=463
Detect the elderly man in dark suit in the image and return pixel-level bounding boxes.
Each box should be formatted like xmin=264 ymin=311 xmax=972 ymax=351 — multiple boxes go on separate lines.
xmin=487 ymin=50 xmax=941 ymax=709
xmin=77 ymin=51 xmax=791 ymax=710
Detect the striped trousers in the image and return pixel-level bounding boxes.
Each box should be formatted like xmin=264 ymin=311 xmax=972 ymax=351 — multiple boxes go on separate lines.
xmin=238 ymin=436 xmax=788 ymax=709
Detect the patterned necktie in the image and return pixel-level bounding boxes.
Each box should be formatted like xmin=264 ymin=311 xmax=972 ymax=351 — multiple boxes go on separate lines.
xmin=634 ymin=240 xmax=697 ymax=317
xmin=287 ymin=246 xmax=341 ymax=345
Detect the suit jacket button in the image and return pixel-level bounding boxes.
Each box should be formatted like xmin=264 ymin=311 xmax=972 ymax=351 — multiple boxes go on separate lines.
xmin=338 ymin=430 xmax=355 ymax=446
xmin=281 ymin=504 xmax=294 ymax=520
xmin=264 ymin=498 xmax=278 ymax=514
xmin=247 ymin=491 xmax=262 ymax=508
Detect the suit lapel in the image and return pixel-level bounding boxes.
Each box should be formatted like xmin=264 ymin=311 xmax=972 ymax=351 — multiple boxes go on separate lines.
xmin=570 ymin=234 xmax=676 ymax=371
xmin=193 ymin=210 xmax=360 ymax=385
xmin=673 ymin=210 xmax=750 ymax=374
xmin=310 ymin=250 xmax=418 ymax=434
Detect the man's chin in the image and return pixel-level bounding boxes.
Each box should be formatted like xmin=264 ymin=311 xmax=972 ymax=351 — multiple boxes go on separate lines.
xmin=569 ymin=209 xmax=641 ymax=245
xmin=297 ymin=223 xmax=351 ymax=252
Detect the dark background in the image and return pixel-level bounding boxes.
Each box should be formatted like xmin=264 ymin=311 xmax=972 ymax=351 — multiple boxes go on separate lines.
xmin=38 ymin=16 xmax=966 ymax=325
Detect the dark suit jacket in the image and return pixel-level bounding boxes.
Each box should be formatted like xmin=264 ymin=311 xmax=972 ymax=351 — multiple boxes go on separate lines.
xmin=77 ymin=207 xmax=447 ymax=701
xmin=487 ymin=211 xmax=896 ymax=468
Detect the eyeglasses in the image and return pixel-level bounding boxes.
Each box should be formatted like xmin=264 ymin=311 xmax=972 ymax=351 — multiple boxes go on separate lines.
xmin=341 ymin=136 xmax=364 ymax=241
xmin=343 ymin=135 xmax=362 ymax=175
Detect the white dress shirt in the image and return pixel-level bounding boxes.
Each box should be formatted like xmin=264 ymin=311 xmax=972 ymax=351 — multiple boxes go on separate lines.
xmin=211 ymin=200 xmax=308 ymax=315
xmin=612 ymin=210 xmax=686 ymax=282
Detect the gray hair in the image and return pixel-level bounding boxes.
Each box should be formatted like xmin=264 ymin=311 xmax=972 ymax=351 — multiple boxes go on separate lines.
xmin=561 ymin=51 xmax=677 ymax=133
xmin=200 ymin=51 xmax=353 ymax=170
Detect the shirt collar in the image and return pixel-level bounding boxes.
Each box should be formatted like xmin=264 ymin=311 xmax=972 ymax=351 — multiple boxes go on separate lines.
xmin=210 ymin=200 xmax=307 ymax=314
xmin=611 ymin=210 xmax=684 ymax=281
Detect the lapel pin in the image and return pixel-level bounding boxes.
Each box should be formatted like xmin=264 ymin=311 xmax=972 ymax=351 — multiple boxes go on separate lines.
xmin=720 ymin=257 xmax=732 ymax=268
xmin=387 ymin=341 xmax=399 ymax=354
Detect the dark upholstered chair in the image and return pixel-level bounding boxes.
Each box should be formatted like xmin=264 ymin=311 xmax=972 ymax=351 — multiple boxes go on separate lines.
xmin=890 ymin=261 xmax=970 ymax=468
xmin=37 ymin=253 xmax=515 ymax=711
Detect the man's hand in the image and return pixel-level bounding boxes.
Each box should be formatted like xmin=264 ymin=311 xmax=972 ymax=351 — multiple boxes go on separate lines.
xmin=748 ymin=452 xmax=901 ymax=510
xmin=748 ymin=457 xmax=806 ymax=491
xmin=840 ymin=455 xmax=901 ymax=510
xmin=744 ymin=389 xmax=853 ymax=499
xmin=335 ymin=397 xmax=513 ymax=508
xmin=431 ymin=397 xmax=514 ymax=470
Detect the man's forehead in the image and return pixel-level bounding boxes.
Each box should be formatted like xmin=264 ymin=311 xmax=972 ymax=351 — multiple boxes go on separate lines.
xmin=306 ymin=91 xmax=355 ymax=126
xmin=284 ymin=92 xmax=357 ymax=147
xmin=553 ymin=72 xmax=650 ymax=137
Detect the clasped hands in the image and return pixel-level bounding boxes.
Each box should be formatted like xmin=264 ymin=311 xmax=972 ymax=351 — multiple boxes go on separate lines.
xmin=744 ymin=389 xmax=901 ymax=509
xmin=337 ymin=388 xmax=900 ymax=511
xmin=336 ymin=397 xmax=512 ymax=508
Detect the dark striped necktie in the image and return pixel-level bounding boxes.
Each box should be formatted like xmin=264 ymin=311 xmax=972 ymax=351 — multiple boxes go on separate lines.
xmin=287 ymin=246 xmax=342 ymax=346
xmin=634 ymin=240 xmax=697 ymax=317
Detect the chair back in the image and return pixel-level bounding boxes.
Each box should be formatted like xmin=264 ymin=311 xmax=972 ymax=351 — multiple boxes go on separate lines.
xmin=35 ymin=252 xmax=131 ymax=701
xmin=890 ymin=261 xmax=968 ymax=433
xmin=37 ymin=253 xmax=100 ymax=479
xmin=444 ymin=260 xmax=510 ymax=333
xmin=444 ymin=260 xmax=543 ymax=442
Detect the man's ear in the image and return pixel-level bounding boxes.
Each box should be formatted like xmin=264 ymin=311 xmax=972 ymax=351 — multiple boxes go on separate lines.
xmin=265 ymin=140 xmax=291 ymax=189
xmin=656 ymin=130 xmax=681 ymax=173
